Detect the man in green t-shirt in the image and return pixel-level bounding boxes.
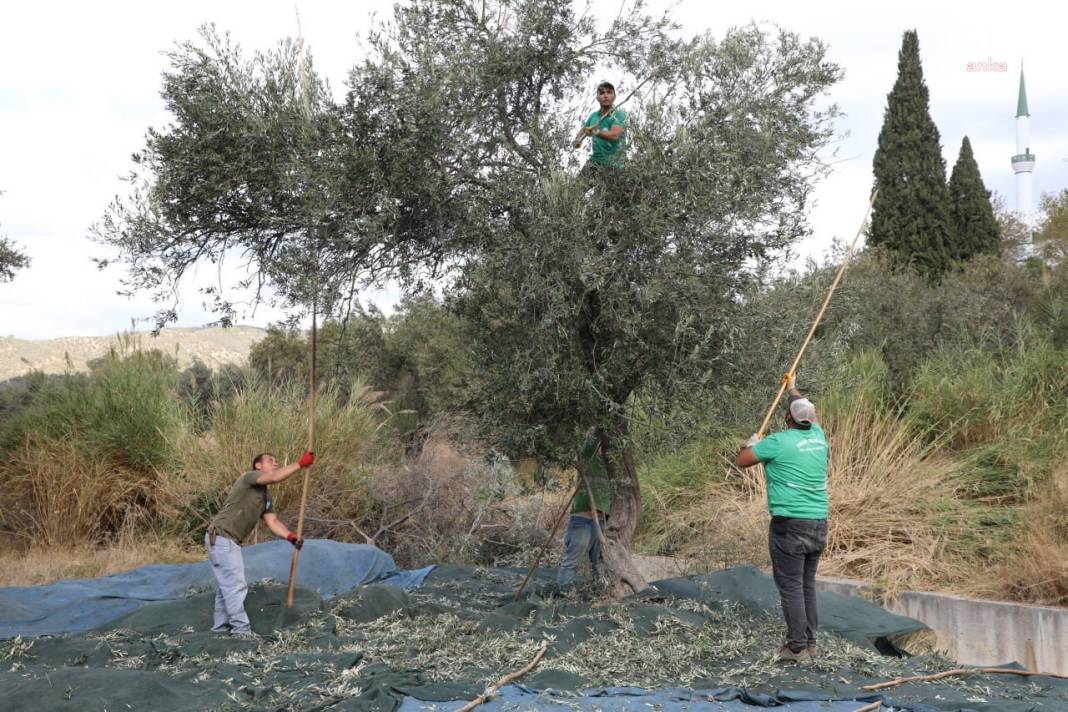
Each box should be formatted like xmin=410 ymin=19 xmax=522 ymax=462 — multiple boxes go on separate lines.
xmin=206 ymin=450 xmax=315 ymax=638
xmin=573 ymin=79 xmax=627 ymax=168
xmin=735 ymin=374 xmax=828 ymax=662
xmin=556 ymin=429 xmax=614 ymax=586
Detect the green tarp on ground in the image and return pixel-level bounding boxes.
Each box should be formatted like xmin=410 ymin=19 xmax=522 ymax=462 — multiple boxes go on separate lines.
xmin=2 ymin=562 xmax=1066 ymax=711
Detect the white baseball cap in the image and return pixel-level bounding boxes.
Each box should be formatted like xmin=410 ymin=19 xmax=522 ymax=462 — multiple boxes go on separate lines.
xmin=788 ymin=397 xmax=816 ymax=427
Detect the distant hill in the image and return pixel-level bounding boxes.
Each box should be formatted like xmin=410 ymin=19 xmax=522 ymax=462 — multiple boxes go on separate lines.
xmin=0 ymin=326 xmax=267 ymax=381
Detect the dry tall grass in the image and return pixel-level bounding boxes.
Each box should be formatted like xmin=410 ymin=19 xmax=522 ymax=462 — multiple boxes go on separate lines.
xmin=818 ymin=407 xmax=970 ymax=589
xmin=975 ymin=464 xmax=1068 ymax=605
xmin=4 ymin=437 xmax=164 ymax=547
xmin=0 ymin=539 xmax=201 ymax=587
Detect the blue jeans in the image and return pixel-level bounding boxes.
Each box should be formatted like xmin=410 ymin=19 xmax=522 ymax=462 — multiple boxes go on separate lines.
xmin=556 ymin=513 xmax=606 ymax=586
xmin=205 ymin=531 xmax=252 ymax=634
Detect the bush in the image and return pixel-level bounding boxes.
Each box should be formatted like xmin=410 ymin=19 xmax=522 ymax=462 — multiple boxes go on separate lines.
xmin=0 ymin=341 xmax=189 ymax=545
xmin=352 ymin=417 xmax=562 ymax=569
xmin=177 ymin=359 xmax=247 ymax=430
xmin=0 ymin=345 xmax=186 ymax=472
xmin=908 ymin=332 xmax=1068 ymax=501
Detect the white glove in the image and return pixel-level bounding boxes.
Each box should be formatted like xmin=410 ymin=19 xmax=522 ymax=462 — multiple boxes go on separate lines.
xmin=744 ymin=433 xmax=760 ymax=448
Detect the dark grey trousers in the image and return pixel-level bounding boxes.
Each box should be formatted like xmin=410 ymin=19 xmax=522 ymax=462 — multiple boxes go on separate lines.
xmin=769 ymin=517 xmax=828 ymax=653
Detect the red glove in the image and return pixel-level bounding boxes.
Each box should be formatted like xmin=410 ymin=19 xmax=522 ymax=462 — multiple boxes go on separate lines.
xmin=298 ymin=451 xmax=315 ymax=468
xmin=287 ymin=533 xmax=304 ymax=550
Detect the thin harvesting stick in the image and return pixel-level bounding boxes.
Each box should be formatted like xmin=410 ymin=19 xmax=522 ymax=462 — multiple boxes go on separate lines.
xmin=862 ymin=666 xmax=1068 ymax=691
xmin=287 ymin=8 xmax=318 ymax=608
xmin=513 ymin=486 xmax=579 ymax=601
xmin=755 ymin=190 xmax=877 ymax=438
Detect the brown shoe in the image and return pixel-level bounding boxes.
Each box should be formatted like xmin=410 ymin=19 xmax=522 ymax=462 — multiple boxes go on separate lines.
xmin=776 ymin=644 xmax=812 ymax=662
xmin=807 ymin=643 xmax=818 ymax=659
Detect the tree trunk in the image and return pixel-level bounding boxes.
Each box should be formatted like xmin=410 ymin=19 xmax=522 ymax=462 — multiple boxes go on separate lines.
xmin=596 ymin=421 xmax=649 ymax=599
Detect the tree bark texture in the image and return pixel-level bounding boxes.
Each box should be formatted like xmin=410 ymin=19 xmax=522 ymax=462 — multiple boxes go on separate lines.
xmin=596 ymin=422 xmax=649 ymax=599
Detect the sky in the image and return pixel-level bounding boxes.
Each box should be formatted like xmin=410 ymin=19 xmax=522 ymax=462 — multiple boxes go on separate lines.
xmin=1 ymin=0 xmax=1066 ymax=339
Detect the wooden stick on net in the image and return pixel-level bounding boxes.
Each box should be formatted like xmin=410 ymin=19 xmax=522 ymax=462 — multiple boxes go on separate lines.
xmin=456 ymin=642 xmax=549 ymax=712
xmin=862 ymin=666 xmax=1068 ymax=692
xmin=852 ymin=702 xmax=882 ymax=712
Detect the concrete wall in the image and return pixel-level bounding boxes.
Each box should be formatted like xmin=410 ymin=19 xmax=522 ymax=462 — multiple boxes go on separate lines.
xmin=816 ymin=576 xmax=1068 ymax=676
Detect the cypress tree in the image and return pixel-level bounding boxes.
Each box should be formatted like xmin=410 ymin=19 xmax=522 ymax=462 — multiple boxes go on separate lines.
xmin=870 ymin=30 xmax=954 ymax=279
xmin=948 ymin=136 xmax=1000 ymax=260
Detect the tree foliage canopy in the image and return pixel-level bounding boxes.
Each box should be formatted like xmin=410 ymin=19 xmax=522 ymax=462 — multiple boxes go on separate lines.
xmin=1 ymin=192 xmax=30 ymax=283
xmin=869 ymin=30 xmax=953 ymax=279
xmin=92 ymin=27 xmax=380 ymax=327
xmin=0 ymin=237 xmax=29 ymax=284
xmin=344 ymin=0 xmax=841 ymax=460
xmin=948 ymin=136 xmax=1000 ymax=261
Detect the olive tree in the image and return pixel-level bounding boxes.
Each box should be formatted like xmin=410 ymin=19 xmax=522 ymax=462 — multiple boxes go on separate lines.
xmin=349 ymin=0 xmax=841 ymax=595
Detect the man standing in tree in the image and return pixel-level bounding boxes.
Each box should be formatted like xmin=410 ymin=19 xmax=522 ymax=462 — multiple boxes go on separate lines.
xmin=573 ymin=79 xmax=627 ymax=167
xmin=735 ymin=375 xmax=828 ymax=662
xmin=557 ymin=429 xmax=614 ymax=586
xmin=206 ymin=451 xmax=315 ymax=638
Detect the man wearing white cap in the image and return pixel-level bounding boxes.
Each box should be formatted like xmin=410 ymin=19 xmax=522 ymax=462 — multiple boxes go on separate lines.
xmin=735 ymin=374 xmax=828 ymax=662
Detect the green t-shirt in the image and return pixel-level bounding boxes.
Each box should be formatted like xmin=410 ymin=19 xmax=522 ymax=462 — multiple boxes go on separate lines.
xmin=572 ymin=435 xmax=613 ymax=514
xmin=584 ymin=109 xmax=627 ymax=166
xmin=751 ymin=424 xmax=829 ymax=519
xmin=211 ymin=470 xmax=273 ymax=545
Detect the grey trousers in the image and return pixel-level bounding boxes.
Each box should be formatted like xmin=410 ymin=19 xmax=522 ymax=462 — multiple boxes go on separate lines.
xmin=768 ymin=517 xmax=827 ymax=653
xmin=205 ymin=531 xmax=251 ymax=634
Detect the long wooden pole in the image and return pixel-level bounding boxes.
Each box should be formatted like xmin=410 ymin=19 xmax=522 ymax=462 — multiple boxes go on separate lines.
xmin=286 ymin=9 xmax=317 ymax=609
xmin=755 ymin=190 xmax=877 ymax=438
xmin=286 ymin=305 xmax=316 ymax=608
xmin=513 ymin=486 xmax=579 ymax=601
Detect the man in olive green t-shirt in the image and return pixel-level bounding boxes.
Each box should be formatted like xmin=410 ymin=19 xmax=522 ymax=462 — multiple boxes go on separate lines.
xmin=556 ymin=429 xmax=614 ymax=586
xmin=206 ymin=450 xmax=314 ymax=638
xmin=735 ymin=374 xmax=828 ymax=662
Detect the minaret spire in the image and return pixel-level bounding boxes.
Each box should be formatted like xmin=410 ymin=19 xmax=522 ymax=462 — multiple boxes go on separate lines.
xmin=1015 ymin=64 xmax=1030 ymax=118
xmin=1011 ymin=62 xmax=1035 ymax=229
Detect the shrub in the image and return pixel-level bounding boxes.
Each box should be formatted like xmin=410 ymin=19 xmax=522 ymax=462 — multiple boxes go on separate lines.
xmin=0 ymin=342 xmax=189 ymax=545
xmin=356 ymin=417 xmax=561 ymax=568
xmin=908 ymin=332 xmax=1068 ymax=501
xmin=0 ymin=345 xmax=186 ymax=472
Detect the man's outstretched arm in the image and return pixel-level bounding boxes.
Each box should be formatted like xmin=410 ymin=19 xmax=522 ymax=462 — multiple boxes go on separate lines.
xmin=255 ymin=451 xmax=315 ymax=485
